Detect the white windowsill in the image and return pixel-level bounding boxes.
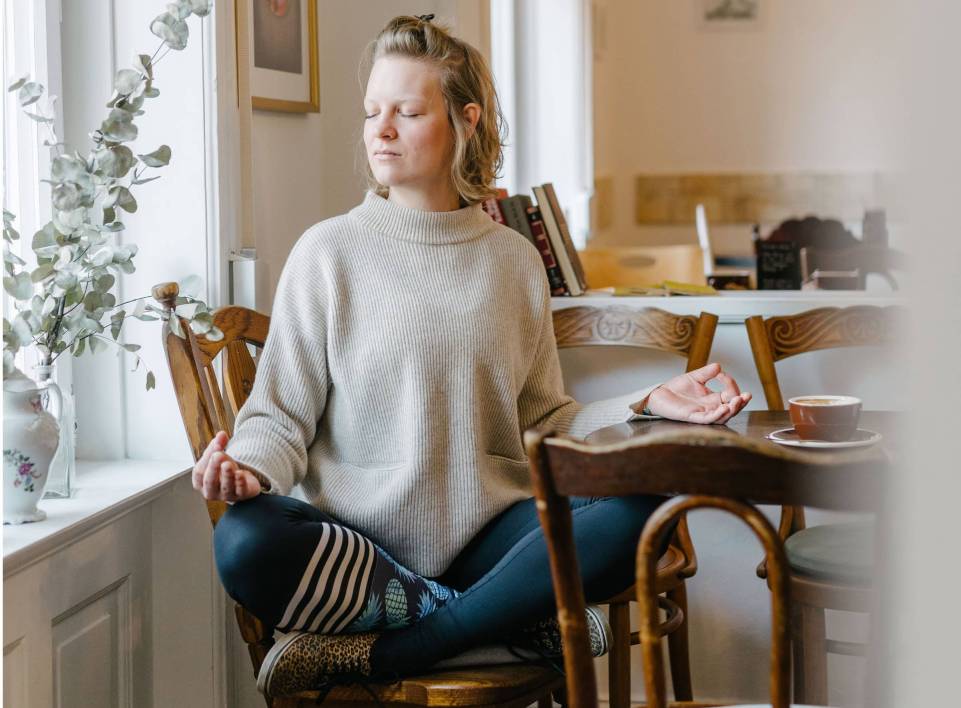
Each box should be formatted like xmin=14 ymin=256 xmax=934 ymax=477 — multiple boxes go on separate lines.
xmin=3 ymin=458 xmax=193 ymax=578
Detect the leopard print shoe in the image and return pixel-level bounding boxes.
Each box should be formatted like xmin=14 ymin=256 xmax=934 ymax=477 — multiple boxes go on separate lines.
xmin=513 ymin=605 xmax=612 ymax=658
xmin=257 ymin=630 xmax=379 ymax=698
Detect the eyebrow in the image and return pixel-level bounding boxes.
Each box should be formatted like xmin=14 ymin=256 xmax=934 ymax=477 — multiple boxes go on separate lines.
xmin=364 ymin=95 xmax=429 ymax=104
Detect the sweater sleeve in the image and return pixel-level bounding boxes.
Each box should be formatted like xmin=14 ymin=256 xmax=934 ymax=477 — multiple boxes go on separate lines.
xmin=225 ymin=239 xmax=328 ymax=495
xmin=517 ymin=286 xmax=662 ymax=441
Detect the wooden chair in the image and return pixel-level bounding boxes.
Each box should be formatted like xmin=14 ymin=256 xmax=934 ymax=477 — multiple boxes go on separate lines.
xmin=151 ymin=282 xmax=563 ymax=708
xmin=525 ymin=424 xmax=880 ymax=708
xmin=745 ymin=305 xmax=901 ymax=704
xmin=552 ymin=306 xmax=718 ymax=706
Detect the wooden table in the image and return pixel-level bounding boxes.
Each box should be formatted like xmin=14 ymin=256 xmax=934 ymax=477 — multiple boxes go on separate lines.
xmin=581 ymin=410 xmax=899 ymax=513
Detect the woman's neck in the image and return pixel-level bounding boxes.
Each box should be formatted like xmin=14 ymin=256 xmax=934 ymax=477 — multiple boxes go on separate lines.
xmin=387 ymin=185 xmax=461 ymax=212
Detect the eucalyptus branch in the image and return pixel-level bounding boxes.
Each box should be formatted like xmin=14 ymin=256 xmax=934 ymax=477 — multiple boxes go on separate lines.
xmin=2 ymin=0 xmax=216 ymax=383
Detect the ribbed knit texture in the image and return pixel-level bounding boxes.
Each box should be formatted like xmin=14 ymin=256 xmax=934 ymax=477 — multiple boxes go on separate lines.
xmin=226 ymin=191 xmax=658 ymax=576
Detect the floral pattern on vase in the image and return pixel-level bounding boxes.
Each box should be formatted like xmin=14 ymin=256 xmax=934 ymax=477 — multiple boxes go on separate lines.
xmin=4 ymin=450 xmax=42 ymax=492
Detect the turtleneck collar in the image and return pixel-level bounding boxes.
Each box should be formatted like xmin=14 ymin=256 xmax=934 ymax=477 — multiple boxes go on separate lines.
xmin=349 ymin=191 xmax=496 ymax=245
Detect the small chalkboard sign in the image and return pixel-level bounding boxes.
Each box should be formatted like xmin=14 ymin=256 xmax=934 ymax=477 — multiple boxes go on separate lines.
xmin=756 ymin=240 xmax=802 ymax=290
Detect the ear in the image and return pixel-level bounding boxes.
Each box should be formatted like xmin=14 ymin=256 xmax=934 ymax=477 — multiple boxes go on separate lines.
xmin=462 ymin=102 xmax=481 ymax=138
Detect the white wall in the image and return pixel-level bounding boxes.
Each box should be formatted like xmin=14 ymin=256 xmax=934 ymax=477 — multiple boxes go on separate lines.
xmin=591 ymin=0 xmax=901 ymax=255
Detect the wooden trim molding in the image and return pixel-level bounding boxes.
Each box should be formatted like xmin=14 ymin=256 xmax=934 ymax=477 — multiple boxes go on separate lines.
xmin=634 ymin=172 xmax=884 ymax=224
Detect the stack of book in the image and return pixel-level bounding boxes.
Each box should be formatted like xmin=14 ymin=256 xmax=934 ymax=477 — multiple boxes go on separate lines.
xmin=482 ymin=183 xmax=589 ymax=296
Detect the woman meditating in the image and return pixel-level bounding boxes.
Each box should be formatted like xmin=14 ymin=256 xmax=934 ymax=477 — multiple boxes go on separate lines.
xmin=194 ymin=15 xmax=750 ymax=699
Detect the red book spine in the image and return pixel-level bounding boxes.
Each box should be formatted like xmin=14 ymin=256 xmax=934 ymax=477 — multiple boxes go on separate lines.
xmin=526 ymin=206 xmax=568 ymax=296
xmin=482 ymin=197 xmax=507 ymax=224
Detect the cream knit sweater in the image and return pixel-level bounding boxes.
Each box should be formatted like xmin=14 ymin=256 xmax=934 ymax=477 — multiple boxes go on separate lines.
xmin=226 ymin=192 xmax=658 ymax=576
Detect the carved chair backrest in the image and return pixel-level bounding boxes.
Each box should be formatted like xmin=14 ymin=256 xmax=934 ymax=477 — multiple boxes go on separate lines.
xmin=552 ymin=305 xmax=719 ymax=575
xmin=552 ymin=306 xmax=718 ymax=372
xmin=744 ymin=305 xmax=903 ymax=412
xmin=524 ymin=426 xmax=841 ymax=708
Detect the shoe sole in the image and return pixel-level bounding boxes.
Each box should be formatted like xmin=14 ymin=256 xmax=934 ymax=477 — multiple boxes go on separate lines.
xmin=585 ymin=605 xmax=613 ymax=657
xmin=257 ymin=630 xmax=305 ymax=696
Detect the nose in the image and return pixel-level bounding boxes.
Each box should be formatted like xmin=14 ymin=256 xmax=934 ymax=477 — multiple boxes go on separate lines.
xmin=372 ymin=114 xmax=397 ymax=140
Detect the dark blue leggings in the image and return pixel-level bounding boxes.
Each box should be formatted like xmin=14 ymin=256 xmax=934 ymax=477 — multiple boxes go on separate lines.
xmin=214 ymin=492 xmax=663 ymax=677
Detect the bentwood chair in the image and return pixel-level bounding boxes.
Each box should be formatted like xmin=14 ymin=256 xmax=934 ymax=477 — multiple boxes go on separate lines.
xmin=152 ymin=282 xmax=563 ymax=708
xmin=745 ymin=305 xmax=902 ymax=704
xmin=525 ymin=424 xmax=878 ymax=708
xmin=552 ymin=305 xmax=718 ymax=706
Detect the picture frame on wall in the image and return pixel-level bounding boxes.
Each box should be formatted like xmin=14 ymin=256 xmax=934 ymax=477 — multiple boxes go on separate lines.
xmin=241 ymin=0 xmax=319 ymax=113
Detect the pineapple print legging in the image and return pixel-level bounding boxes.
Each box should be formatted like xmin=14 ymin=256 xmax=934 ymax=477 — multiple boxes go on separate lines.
xmin=213 ymin=490 xmax=663 ymax=678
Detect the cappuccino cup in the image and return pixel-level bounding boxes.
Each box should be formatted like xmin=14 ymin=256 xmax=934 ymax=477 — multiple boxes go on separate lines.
xmin=788 ymin=395 xmax=862 ymax=442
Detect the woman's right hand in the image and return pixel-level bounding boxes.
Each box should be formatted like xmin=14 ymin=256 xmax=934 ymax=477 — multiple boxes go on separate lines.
xmin=192 ymin=430 xmax=262 ymax=502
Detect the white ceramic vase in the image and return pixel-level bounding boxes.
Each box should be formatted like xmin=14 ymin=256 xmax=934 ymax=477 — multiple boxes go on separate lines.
xmin=3 ymin=368 xmax=61 ymax=524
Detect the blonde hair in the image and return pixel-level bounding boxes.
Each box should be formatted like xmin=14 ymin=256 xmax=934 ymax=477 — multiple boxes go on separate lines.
xmin=360 ymin=15 xmax=505 ymax=206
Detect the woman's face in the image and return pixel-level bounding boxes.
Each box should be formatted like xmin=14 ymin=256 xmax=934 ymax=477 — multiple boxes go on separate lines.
xmin=364 ymin=56 xmax=455 ymax=202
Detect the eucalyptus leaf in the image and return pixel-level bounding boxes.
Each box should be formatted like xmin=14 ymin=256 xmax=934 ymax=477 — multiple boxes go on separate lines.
xmin=12 ymin=313 xmax=34 ymax=345
xmin=31 ymin=223 xmax=58 ymax=257
xmin=150 ymin=12 xmax=189 ymax=51
xmin=179 ymin=274 xmax=203 ymax=297
xmin=8 ymin=75 xmax=28 ymax=92
xmin=83 ymin=291 xmax=103 ymax=312
xmin=110 ymin=310 xmax=126 ymax=339
xmin=95 ymin=274 xmax=116 ymax=292
xmin=168 ymin=314 xmax=184 ymax=338
xmin=51 ymin=154 xmax=87 ymax=182
xmin=100 ymin=108 xmax=138 ymax=142
xmin=52 ymin=182 xmax=83 ymax=211
xmin=146 ymin=370 xmax=156 ymax=390
xmin=132 ymin=175 xmax=161 ymax=186
xmin=95 ymin=145 xmax=136 ymax=178
xmin=102 ymin=206 xmax=116 ymax=224
xmin=122 ymin=343 xmax=141 ymax=352
xmin=114 ymin=69 xmax=142 ymax=95
xmin=25 ymin=111 xmax=54 ymax=124
xmin=73 ymin=336 xmax=86 ymax=356
xmin=138 ymin=145 xmax=171 ymax=167
xmin=187 ymin=0 xmax=212 ymax=17
xmin=143 ymin=87 xmax=160 ymax=99
xmin=88 ymin=335 xmax=104 ymax=354
xmin=40 ymin=296 xmax=57 ymax=318
xmin=31 ymin=263 xmax=54 ymax=283
xmin=18 ymin=81 xmax=44 ymax=107
xmin=105 ymin=186 xmax=137 ymax=213
xmin=4 ymin=273 xmax=33 ymax=300
xmin=138 ymin=54 xmax=154 ymax=79
xmin=167 ymin=2 xmax=192 ymax=20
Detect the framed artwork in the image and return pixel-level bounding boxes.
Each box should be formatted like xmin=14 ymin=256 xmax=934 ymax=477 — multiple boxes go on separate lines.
xmin=242 ymin=0 xmax=319 ymax=113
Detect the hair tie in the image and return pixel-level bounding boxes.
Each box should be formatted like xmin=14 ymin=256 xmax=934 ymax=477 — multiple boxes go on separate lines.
xmin=417 ymin=13 xmax=435 ymax=22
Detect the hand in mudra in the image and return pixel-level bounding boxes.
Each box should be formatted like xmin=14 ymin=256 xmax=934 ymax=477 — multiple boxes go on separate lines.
xmin=192 ymin=430 xmax=262 ymax=502
xmin=635 ymin=362 xmax=752 ymax=425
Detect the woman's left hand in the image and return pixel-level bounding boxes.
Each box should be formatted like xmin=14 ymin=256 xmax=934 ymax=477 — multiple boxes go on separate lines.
xmin=632 ymin=362 xmax=752 ymax=425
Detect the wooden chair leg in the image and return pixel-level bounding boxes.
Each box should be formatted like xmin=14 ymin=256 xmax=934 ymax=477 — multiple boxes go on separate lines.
xmin=537 ymin=693 xmax=554 ymax=708
xmin=794 ymin=602 xmax=828 ymax=705
xmin=666 ymin=582 xmax=693 ymax=701
xmin=607 ymin=601 xmax=632 ymax=708
xmin=552 ymin=684 xmax=568 ymax=706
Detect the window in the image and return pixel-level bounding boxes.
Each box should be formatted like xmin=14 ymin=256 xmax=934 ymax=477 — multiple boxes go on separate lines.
xmin=3 ymin=0 xmax=228 ymax=463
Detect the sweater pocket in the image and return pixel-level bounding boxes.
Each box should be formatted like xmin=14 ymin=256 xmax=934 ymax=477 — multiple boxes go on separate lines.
xmin=483 ymin=453 xmax=531 ymax=493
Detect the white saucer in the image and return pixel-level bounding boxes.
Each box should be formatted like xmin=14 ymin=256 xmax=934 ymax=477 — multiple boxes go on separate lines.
xmin=766 ymin=428 xmax=883 ymax=449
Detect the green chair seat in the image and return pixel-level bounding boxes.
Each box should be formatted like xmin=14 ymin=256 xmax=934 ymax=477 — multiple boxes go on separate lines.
xmin=784 ymin=521 xmax=874 ymax=586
